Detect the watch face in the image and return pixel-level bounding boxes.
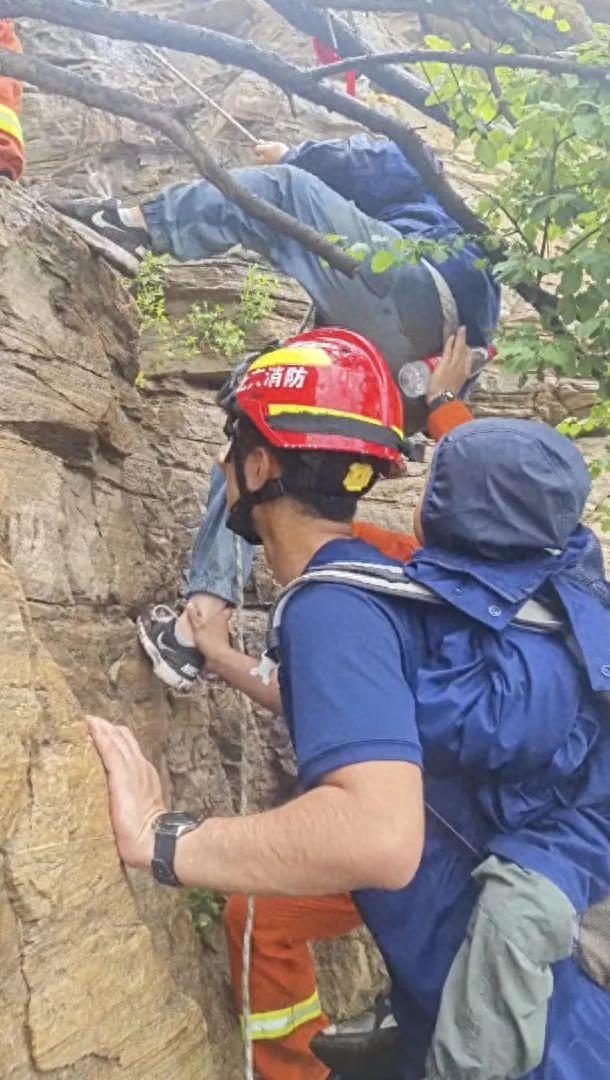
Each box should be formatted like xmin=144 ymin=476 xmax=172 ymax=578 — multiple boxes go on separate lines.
xmin=156 ymin=812 xmax=198 ymax=834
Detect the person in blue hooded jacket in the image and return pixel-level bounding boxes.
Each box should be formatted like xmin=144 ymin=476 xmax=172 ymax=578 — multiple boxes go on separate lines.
xmin=89 ymin=333 xmax=610 ymax=1080
xmin=57 ymin=134 xmax=501 ymax=696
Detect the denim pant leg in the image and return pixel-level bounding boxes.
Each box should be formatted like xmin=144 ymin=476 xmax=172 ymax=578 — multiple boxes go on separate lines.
xmin=186 ymin=464 xmax=254 ymax=606
xmin=141 ymin=165 xmax=443 ymax=376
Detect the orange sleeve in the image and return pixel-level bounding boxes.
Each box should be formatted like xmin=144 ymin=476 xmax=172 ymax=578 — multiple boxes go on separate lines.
xmin=0 ymin=20 xmax=24 ymax=180
xmin=352 ymin=520 xmax=421 ymax=562
xmin=426 ymin=400 xmax=473 ymax=442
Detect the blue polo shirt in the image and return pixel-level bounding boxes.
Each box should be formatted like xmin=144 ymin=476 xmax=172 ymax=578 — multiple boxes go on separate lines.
xmin=278 ymin=537 xmax=610 ymax=1079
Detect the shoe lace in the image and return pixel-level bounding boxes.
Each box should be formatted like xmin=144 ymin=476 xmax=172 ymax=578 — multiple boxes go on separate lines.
xmin=149 ymin=604 xmax=178 ymax=624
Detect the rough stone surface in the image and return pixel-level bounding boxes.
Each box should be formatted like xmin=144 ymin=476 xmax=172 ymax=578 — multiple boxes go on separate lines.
xmin=0 ymin=554 xmax=210 ymax=1079
xmin=1 ymin=3 xmax=608 ymax=1079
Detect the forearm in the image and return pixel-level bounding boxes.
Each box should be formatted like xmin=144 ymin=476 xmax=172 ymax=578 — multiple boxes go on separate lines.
xmin=209 ymin=646 xmax=282 ymax=714
xmin=174 ymin=776 xmax=414 ymax=895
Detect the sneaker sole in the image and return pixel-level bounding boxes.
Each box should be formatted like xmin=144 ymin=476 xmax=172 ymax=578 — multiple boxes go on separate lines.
xmin=136 ymin=619 xmax=199 ymax=694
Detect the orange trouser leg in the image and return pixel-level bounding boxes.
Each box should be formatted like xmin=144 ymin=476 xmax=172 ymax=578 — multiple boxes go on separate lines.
xmin=224 ymin=893 xmax=362 ymax=1080
xmin=0 ymin=20 xmax=24 ymax=180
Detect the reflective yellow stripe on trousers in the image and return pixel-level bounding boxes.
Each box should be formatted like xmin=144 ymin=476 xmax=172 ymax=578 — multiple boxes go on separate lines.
xmin=0 ymin=104 xmax=23 ymax=146
xmin=240 ymin=990 xmax=323 ymax=1042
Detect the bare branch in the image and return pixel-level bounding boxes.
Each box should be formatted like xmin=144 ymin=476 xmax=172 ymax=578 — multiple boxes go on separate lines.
xmin=0 ymin=0 xmax=487 ymax=236
xmin=264 ymin=0 xmax=453 ymax=128
xmin=0 ymin=46 xmax=359 ymax=275
xmin=310 ymin=49 xmax=610 ymax=85
xmin=2 ymin=0 xmax=561 ymax=322
xmin=307 ymin=0 xmax=571 ymax=51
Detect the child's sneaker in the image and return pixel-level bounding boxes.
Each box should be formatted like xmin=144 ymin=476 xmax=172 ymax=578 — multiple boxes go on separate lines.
xmin=137 ymin=605 xmax=203 ymax=693
xmin=51 ymin=196 xmax=150 ymax=258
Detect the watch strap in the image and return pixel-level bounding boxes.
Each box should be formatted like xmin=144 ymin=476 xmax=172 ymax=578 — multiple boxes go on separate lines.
xmin=152 ymin=828 xmax=182 ymax=887
xmin=151 ymin=813 xmax=202 ymax=888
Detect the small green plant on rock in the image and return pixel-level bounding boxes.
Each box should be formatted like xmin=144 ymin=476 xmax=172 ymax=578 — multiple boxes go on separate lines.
xmin=130 ymin=256 xmax=279 ymax=380
xmin=186 ymin=887 xmax=225 ymax=941
xmin=131 ymin=253 xmax=172 ymax=332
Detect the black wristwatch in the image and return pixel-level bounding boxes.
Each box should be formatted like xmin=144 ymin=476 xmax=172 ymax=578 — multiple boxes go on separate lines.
xmin=151 ymin=811 xmax=203 ymax=887
xmin=427 ymin=390 xmax=457 ymax=412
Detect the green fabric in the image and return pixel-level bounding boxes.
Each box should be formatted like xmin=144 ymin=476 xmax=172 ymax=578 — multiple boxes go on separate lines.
xmin=425 ymin=856 xmax=576 ymax=1080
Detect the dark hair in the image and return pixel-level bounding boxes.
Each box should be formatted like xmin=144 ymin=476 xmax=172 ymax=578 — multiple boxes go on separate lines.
xmin=232 ymin=415 xmax=383 ymax=524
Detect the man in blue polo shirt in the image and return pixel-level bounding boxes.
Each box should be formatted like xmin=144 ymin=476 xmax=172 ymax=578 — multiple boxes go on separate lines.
xmin=90 ymin=330 xmax=610 ymax=1079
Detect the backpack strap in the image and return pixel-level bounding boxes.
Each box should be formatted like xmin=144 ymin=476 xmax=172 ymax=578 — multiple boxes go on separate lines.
xmin=251 ymin=561 xmax=564 ymax=684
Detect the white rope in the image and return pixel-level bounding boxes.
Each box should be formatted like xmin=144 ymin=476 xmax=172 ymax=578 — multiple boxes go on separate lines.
xmin=233 ymin=534 xmax=256 ymax=1080
xmin=144 ymin=45 xmax=259 ymax=145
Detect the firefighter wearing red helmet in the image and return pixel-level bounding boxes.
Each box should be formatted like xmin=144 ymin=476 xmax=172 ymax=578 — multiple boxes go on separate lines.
xmin=131 ymin=327 xmax=475 ymax=1080
xmin=223 ymin=328 xmax=406 ymax=545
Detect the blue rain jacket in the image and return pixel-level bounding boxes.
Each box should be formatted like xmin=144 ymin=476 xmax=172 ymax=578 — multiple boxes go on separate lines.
xmin=278 ymin=419 xmax=610 ymax=1079
xmin=282 ymin=135 xmax=500 ymax=346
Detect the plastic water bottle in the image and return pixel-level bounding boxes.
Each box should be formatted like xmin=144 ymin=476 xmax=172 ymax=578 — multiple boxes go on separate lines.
xmin=398 ymin=345 xmax=497 ymax=399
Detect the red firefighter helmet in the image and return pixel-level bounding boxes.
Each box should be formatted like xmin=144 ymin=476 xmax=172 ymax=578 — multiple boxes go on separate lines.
xmin=233 ymin=328 xmax=405 ymax=474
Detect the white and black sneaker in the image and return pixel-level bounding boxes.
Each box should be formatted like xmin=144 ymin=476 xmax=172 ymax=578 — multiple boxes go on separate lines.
xmin=50 ymin=196 xmax=151 ymax=258
xmin=137 ymin=605 xmax=204 ymax=693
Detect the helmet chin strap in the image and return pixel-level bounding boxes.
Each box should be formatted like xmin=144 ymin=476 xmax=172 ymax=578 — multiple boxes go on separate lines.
xmin=225 ymin=449 xmax=286 ymax=546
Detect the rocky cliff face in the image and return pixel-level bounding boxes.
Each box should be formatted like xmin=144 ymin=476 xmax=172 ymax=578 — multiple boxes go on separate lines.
xmin=2 ymin=3 xmax=609 ymax=1078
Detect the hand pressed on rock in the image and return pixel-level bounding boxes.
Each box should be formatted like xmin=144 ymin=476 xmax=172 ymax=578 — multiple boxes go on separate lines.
xmin=88 ymin=715 xmax=166 ymax=872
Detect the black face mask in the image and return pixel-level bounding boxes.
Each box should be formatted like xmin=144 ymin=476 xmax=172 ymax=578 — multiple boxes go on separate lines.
xmin=225 ymin=435 xmax=286 ymax=546
xmin=226 ymin=493 xmax=265 ymax=546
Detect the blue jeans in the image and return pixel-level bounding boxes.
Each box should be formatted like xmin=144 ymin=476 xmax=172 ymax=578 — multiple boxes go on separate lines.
xmin=186 ymin=463 xmax=253 ymax=606
xmin=142 ymin=165 xmax=447 ymax=604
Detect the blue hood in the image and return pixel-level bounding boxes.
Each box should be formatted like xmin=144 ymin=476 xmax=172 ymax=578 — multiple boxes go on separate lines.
xmin=412 ymin=419 xmax=610 ymax=695
xmin=422 ymin=419 xmax=591 ymax=559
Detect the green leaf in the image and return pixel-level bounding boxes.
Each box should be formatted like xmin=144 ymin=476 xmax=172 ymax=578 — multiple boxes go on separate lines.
xmin=555 ymin=19 xmax=571 ymax=32
xmin=423 ymin=35 xmax=453 ymax=51
xmin=370 ymin=250 xmax=397 ymax=274
xmin=573 ymin=112 xmax=600 ymax=139
xmin=475 ymin=139 xmax=498 ymax=169
xmin=540 ymin=4 xmax=555 ymax=18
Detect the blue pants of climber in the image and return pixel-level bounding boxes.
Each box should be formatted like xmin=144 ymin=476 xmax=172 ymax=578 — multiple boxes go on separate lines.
xmin=142 ymin=163 xmax=451 ymax=381
xmin=141 ymin=163 xmax=454 ymax=608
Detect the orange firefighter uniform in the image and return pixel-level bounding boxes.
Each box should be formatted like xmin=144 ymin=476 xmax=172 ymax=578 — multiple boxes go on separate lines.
xmin=0 ymin=20 xmax=24 ymax=180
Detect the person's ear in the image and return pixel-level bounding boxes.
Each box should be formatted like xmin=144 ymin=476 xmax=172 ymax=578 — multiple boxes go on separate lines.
xmin=243 ymin=445 xmax=278 ymax=491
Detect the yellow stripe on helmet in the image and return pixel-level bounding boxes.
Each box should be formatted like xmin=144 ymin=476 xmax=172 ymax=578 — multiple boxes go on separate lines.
xmin=248 ymin=346 xmax=332 ymax=372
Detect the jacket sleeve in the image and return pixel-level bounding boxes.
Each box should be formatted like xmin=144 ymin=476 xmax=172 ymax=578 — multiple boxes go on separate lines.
xmin=0 ymin=20 xmax=24 ymax=180
xmin=426 ymin=400 xmax=473 ymax=441
xmin=281 ymin=134 xmax=441 ymax=218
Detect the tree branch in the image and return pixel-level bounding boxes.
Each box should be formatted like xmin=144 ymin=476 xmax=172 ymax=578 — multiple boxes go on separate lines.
xmin=309 ymin=49 xmax=610 ymax=85
xmin=308 ymin=0 xmax=573 ymax=51
xmin=0 ymin=46 xmax=359 ymax=275
xmin=2 ymin=0 xmax=561 ymax=322
xmin=0 ymin=0 xmax=484 ymax=236
xmin=264 ymin=0 xmax=453 ymax=128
